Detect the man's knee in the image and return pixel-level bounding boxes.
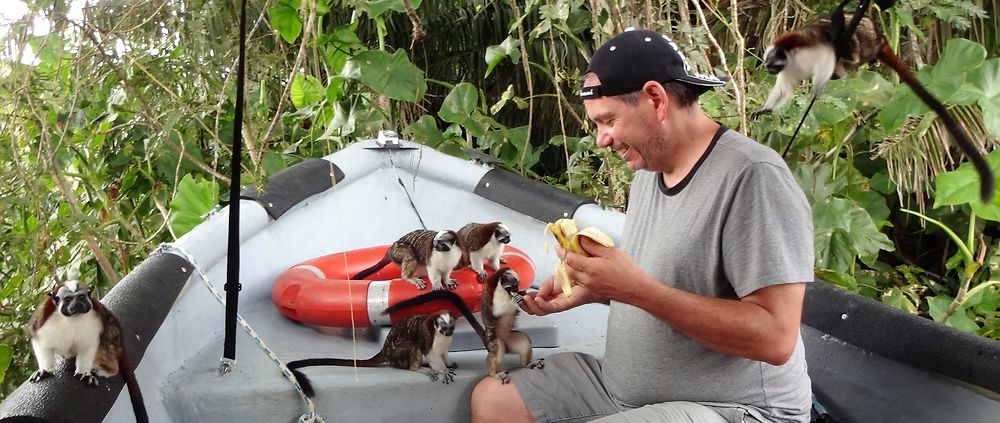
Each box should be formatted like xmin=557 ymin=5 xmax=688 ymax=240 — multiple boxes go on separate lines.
xmin=471 ymin=376 xmax=534 ymax=423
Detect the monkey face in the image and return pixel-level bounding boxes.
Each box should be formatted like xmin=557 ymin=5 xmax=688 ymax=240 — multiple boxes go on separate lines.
xmin=433 ymin=231 xmax=458 ymax=252
xmin=763 ymin=46 xmax=787 ymax=74
xmin=493 ymin=224 xmax=511 ymax=244
xmin=434 ymin=313 xmax=455 ymax=336
xmin=53 ymin=281 xmax=93 ymax=317
xmin=498 ymin=269 xmax=521 ymax=294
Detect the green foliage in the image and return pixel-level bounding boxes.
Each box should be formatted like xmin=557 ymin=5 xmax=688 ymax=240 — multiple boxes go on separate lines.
xmin=168 ymin=175 xmax=220 ymax=238
xmin=271 ymin=5 xmax=303 ymax=44
xmin=291 ymin=74 xmax=326 ymax=109
xmin=344 ymin=50 xmax=426 ymax=102
xmin=879 ymin=38 xmax=986 ymax=132
xmin=484 ymin=36 xmax=521 ymax=78
xmin=969 ymin=58 xmax=1000 ymax=136
xmin=0 ymin=346 xmax=11 ymax=385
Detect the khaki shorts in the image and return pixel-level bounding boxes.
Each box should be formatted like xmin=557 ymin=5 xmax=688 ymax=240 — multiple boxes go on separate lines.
xmin=511 ymin=352 xmax=763 ymax=423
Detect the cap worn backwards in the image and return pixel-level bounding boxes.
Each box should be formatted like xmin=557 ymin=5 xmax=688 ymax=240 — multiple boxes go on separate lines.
xmin=579 ymin=27 xmax=726 ymax=100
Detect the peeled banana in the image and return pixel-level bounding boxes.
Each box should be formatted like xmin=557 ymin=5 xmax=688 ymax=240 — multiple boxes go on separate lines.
xmin=544 ymin=218 xmax=615 ymax=297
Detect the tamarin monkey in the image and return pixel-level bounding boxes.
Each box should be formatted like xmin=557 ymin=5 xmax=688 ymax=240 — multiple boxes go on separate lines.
xmin=288 ymin=310 xmax=472 ymax=396
xmin=456 ymin=222 xmax=512 ymax=281
xmin=351 ymin=229 xmax=464 ymax=290
xmin=753 ymin=0 xmax=993 ymax=202
xmin=479 ymin=267 xmax=537 ymax=383
xmin=27 ymin=280 xmax=149 ymax=423
xmin=385 ymin=268 xmax=538 ymax=384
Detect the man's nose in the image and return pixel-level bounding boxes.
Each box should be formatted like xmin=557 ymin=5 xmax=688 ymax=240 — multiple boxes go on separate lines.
xmin=595 ymin=130 xmax=612 ymax=148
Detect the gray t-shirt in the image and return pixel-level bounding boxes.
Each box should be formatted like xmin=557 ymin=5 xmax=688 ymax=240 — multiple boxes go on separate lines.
xmin=603 ymin=127 xmax=814 ymax=423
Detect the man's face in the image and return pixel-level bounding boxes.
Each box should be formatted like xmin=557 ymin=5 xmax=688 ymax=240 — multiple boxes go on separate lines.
xmin=582 ymin=76 xmax=670 ymax=172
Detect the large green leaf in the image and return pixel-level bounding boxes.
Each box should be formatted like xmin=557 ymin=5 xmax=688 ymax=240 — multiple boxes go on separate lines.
xmin=290 ymin=74 xmax=325 ymax=109
xmin=792 ymin=162 xmax=846 ymax=203
xmin=484 ymin=36 xmax=520 ymax=78
xmin=262 ymin=152 xmax=286 ymax=176
xmin=168 ymin=174 xmax=220 ymax=238
xmin=881 ymin=287 xmax=919 ymax=314
xmin=933 ymin=38 xmax=986 ymax=88
xmin=344 ymin=50 xmax=426 ymax=102
xmin=0 ymin=345 xmax=11 ymax=384
xmin=928 ymin=295 xmax=953 ymax=322
xmin=971 ymin=58 xmax=1000 ymax=137
xmin=815 ymin=228 xmax=856 ymax=272
xmin=318 ymin=24 xmax=361 ymax=73
xmin=270 ymin=6 xmax=302 ymax=44
xmin=439 ymin=83 xmax=478 ymax=124
xmin=815 ymin=268 xmax=858 ymax=291
xmin=974 ymin=285 xmax=999 ymax=315
xmin=877 ymin=70 xmax=930 ymax=132
xmin=813 ymin=197 xmax=894 ymax=272
xmin=878 ymin=40 xmax=986 ymax=132
xmin=367 ymin=0 xmax=423 ymax=17
xmin=934 ymin=148 xmax=1000 ymax=213
xmin=404 ymin=115 xmax=446 ymax=148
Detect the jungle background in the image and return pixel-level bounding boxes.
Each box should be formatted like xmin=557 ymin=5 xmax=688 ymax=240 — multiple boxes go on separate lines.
xmin=1 ymin=0 xmax=999 ymax=398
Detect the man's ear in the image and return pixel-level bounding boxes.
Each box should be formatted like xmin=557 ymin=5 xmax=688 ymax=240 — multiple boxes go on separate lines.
xmin=642 ymin=81 xmax=669 ymax=121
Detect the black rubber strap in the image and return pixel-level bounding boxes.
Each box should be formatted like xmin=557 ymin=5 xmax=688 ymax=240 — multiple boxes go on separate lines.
xmin=223 ymin=0 xmax=248 ymax=363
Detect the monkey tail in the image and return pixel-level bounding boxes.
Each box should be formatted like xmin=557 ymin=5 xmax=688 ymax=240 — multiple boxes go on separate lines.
xmin=286 ymin=354 xmax=386 ymax=397
xmin=878 ymin=44 xmax=994 ymax=202
xmin=383 ymin=290 xmax=487 ymax=344
xmin=117 ymin=350 xmax=149 ymax=423
xmin=289 ymin=368 xmax=316 ymax=397
xmin=350 ymin=254 xmax=392 ymax=280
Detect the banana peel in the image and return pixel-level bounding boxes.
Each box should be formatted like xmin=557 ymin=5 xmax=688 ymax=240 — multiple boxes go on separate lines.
xmin=544 ymin=218 xmax=615 ymax=297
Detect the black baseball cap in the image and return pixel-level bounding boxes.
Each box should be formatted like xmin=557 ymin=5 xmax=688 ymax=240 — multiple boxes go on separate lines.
xmin=579 ymin=28 xmax=727 ymax=99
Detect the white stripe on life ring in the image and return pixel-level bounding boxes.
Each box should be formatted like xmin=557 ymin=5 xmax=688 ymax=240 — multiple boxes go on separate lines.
xmin=367 ymin=280 xmax=392 ymax=326
xmin=293 ymin=264 xmax=327 ymax=279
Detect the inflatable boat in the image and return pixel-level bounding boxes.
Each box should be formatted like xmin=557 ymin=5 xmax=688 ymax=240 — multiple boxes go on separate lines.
xmin=0 ymin=138 xmax=998 ymax=423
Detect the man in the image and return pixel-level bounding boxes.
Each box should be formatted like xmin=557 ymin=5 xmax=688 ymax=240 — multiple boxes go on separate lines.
xmin=471 ymin=28 xmax=814 ymax=423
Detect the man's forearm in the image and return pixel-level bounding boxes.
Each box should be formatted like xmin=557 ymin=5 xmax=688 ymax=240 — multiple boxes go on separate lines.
xmin=621 ymin=275 xmax=804 ymax=365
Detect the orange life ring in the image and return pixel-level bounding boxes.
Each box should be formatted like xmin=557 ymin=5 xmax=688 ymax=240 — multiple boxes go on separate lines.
xmin=272 ymin=245 xmax=535 ymax=327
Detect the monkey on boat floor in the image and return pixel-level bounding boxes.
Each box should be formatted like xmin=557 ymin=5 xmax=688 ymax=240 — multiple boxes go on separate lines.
xmin=479 ymin=267 xmax=542 ymax=383
xmin=385 ymin=268 xmax=542 ymax=384
xmin=752 ymin=0 xmax=993 ymax=201
xmin=351 ymin=229 xmax=464 ymax=290
xmin=27 ymin=280 xmax=149 ymax=423
xmin=456 ymin=222 xmax=512 ymax=281
xmin=287 ymin=298 xmax=485 ymax=396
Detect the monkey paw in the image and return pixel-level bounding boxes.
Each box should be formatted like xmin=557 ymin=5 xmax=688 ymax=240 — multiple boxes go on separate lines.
xmin=512 ymin=294 xmax=525 ymax=305
xmin=29 ymin=370 xmax=52 ymax=382
xmin=408 ymin=279 xmax=427 ymax=290
xmin=75 ymin=372 xmax=100 ymax=388
xmin=447 ymin=361 xmax=458 ymax=370
xmin=444 ymin=279 xmax=459 ymax=290
xmin=749 ymin=108 xmax=771 ymax=119
xmin=420 ymin=368 xmax=440 ymax=381
xmin=475 ymin=270 xmax=488 ymax=282
xmin=527 ymin=358 xmax=545 ymax=370
xmin=494 ymin=371 xmax=511 ymax=384
xmin=442 ymin=370 xmax=455 ymax=384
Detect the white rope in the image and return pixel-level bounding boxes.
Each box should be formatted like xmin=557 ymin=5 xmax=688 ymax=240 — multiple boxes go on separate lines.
xmin=156 ymin=243 xmax=326 ymax=423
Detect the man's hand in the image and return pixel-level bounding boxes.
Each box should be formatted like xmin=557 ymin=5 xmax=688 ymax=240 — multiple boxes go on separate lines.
xmin=519 ymin=275 xmax=598 ymax=315
xmin=562 ymin=236 xmax=651 ymax=303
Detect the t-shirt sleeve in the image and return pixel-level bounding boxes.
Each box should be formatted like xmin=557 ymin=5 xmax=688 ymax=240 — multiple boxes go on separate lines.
xmin=722 ymin=161 xmax=814 ymax=298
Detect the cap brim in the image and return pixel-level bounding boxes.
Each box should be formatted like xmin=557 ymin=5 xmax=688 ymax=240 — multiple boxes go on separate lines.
xmin=674 ymin=75 xmax=728 ymax=88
